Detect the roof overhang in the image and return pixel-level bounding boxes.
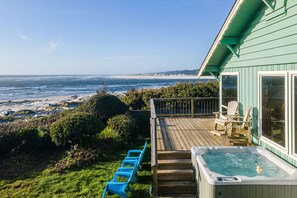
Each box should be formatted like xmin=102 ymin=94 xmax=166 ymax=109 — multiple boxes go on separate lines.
xmin=198 ymin=0 xmax=262 ymax=78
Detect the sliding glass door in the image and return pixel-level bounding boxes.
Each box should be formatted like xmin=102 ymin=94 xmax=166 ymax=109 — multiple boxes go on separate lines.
xmin=260 ymin=74 xmax=286 ymax=148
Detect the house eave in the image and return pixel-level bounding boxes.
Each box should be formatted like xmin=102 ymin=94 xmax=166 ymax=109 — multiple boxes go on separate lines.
xmin=198 ymin=0 xmax=244 ymax=78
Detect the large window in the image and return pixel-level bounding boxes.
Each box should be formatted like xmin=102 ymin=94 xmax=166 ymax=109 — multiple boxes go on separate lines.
xmin=260 ymin=74 xmax=286 ymax=148
xmin=292 ymin=75 xmax=297 ymax=155
xmin=260 ymin=72 xmax=297 ymax=159
xmin=221 ymin=73 xmax=238 ymax=107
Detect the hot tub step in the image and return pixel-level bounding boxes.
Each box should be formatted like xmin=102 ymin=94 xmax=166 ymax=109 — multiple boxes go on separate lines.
xmin=158 ymin=181 xmax=196 ymax=194
xmin=158 ymin=169 xmax=194 ymax=181
xmin=158 ymin=151 xmax=191 ymax=160
xmin=158 ymin=159 xmax=192 ymax=170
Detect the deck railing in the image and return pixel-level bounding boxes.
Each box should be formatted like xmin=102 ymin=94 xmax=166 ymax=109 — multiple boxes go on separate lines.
xmin=153 ymin=97 xmax=219 ymax=117
xmin=150 ymin=97 xmax=219 ymax=196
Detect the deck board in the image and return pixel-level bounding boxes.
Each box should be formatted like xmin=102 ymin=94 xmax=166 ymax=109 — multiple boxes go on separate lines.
xmin=157 ymin=117 xmax=225 ymax=151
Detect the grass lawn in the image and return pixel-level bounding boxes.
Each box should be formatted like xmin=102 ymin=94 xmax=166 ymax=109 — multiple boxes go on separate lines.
xmin=0 ymin=142 xmax=151 ymax=198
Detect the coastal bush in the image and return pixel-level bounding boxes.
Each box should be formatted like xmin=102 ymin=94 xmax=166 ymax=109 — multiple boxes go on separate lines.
xmin=128 ymin=110 xmax=150 ymax=138
xmin=121 ymin=89 xmax=147 ymax=110
xmin=100 ymin=114 xmax=136 ymax=144
xmin=19 ymin=127 xmax=54 ymax=152
xmin=0 ymin=122 xmax=33 ymax=158
xmin=49 ymin=112 xmax=105 ymax=146
xmin=0 ymin=127 xmax=54 ymax=158
xmin=16 ymin=127 xmax=50 ymax=151
xmin=0 ymin=131 xmax=19 ymax=158
xmin=121 ymin=81 xmax=219 ymax=110
xmin=121 ymin=88 xmax=161 ymax=110
xmin=98 ymin=127 xmax=119 ymax=148
xmin=77 ymin=93 xmax=128 ymax=123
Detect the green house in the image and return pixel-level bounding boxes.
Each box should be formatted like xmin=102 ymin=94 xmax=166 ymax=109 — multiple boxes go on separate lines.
xmin=198 ymin=0 xmax=297 ymax=167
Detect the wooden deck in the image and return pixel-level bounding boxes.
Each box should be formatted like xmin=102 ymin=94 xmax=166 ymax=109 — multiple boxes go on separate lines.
xmin=157 ymin=117 xmax=225 ymax=151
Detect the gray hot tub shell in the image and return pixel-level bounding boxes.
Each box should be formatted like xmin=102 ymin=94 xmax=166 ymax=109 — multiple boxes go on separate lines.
xmin=191 ymin=146 xmax=297 ymax=198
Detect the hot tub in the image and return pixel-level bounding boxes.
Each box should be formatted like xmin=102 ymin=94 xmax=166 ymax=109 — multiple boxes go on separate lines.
xmin=191 ymin=146 xmax=297 ymax=198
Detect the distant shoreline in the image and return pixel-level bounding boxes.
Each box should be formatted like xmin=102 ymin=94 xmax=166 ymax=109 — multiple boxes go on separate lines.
xmin=109 ymin=75 xmax=214 ymax=80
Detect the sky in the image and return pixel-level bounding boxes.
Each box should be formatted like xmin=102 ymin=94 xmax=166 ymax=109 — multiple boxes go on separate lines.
xmin=0 ymin=0 xmax=235 ymax=75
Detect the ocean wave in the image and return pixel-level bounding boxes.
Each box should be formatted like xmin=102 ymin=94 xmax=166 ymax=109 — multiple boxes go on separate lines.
xmin=0 ymin=75 xmax=207 ymax=100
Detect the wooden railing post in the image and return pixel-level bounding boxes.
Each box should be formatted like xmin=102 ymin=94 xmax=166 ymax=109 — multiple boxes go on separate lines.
xmin=150 ymin=99 xmax=158 ymax=197
xmin=191 ymin=99 xmax=195 ymax=117
xmin=151 ymin=117 xmax=158 ymax=196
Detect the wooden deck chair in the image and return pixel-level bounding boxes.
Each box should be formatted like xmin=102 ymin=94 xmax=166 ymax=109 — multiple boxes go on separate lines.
xmin=224 ymin=106 xmax=252 ymax=146
xmin=211 ymin=101 xmax=238 ymax=136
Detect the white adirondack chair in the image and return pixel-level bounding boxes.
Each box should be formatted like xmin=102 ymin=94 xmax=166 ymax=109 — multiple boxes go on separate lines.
xmin=225 ymin=106 xmax=252 ymax=146
xmin=211 ymin=101 xmax=238 ymax=136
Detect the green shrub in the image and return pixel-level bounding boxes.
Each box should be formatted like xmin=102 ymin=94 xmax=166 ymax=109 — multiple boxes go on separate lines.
xmin=18 ymin=127 xmax=54 ymax=152
xmin=121 ymin=89 xmax=147 ymax=110
xmin=0 ymin=131 xmax=19 ymax=158
xmin=0 ymin=127 xmax=54 ymax=159
xmin=99 ymin=126 xmax=121 ymax=142
xmin=121 ymin=81 xmax=219 ymax=110
xmin=128 ymin=110 xmax=151 ymax=138
xmin=105 ymin=114 xmax=137 ymax=143
xmin=77 ymin=93 xmax=128 ymax=123
xmin=99 ymin=126 xmax=130 ymax=148
xmin=49 ymin=112 xmax=105 ymax=146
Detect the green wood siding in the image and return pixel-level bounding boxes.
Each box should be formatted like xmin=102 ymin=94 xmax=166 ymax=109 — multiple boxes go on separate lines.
xmin=222 ymin=1 xmax=297 ymax=69
xmin=219 ymin=0 xmax=297 ymax=166
xmin=221 ymin=0 xmax=297 ymax=134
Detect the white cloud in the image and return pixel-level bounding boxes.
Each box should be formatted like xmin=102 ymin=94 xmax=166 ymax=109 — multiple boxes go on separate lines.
xmin=48 ymin=40 xmax=61 ymax=52
xmin=15 ymin=32 xmax=32 ymax=41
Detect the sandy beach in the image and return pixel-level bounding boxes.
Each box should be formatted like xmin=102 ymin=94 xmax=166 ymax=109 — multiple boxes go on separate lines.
xmin=0 ymin=94 xmax=92 ymax=120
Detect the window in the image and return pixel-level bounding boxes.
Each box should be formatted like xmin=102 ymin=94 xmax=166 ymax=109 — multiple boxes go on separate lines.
xmin=259 ymin=72 xmax=297 ymax=159
xmin=261 ymin=75 xmax=286 ymax=147
xmin=221 ymin=73 xmax=238 ymax=107
xmin=293 ymin=75 xmax=297 ymax=155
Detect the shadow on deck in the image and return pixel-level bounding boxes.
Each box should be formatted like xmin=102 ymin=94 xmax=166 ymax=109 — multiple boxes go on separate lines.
xmin=157 ymin=117 xmax=225 ymax=151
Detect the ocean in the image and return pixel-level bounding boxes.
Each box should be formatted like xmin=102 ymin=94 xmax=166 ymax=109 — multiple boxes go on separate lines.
xmin=0 ymin=75 xmax=209 ymax=101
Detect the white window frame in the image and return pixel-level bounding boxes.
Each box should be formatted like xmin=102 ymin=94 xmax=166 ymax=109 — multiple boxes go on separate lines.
xmin=258 ymin=71 xmax=288 ymax=154
xmin=289 ymin=71 xmax=297 ymax=160
xmin=220 ymin=72 xmax=239 ymax=111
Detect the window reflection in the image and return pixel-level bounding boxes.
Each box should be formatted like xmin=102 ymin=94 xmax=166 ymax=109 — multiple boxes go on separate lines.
xmin=262 ymin=76 xmax=285 ymax=147
xmin=222 ymin=75 xmax=237 ymax=106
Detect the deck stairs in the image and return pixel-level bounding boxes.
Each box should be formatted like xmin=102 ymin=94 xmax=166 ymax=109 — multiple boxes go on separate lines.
xmin=157 ymin=151 xmax=197 ymax=198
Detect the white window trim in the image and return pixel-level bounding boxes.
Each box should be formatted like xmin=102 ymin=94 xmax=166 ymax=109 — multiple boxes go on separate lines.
xmin=258 ymin=71 xmax=288 ymax=155
xmin=220 ymin=72 xmax=239 ymax=111
xmin=289 ymin=71 xmax=297 ymax=161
